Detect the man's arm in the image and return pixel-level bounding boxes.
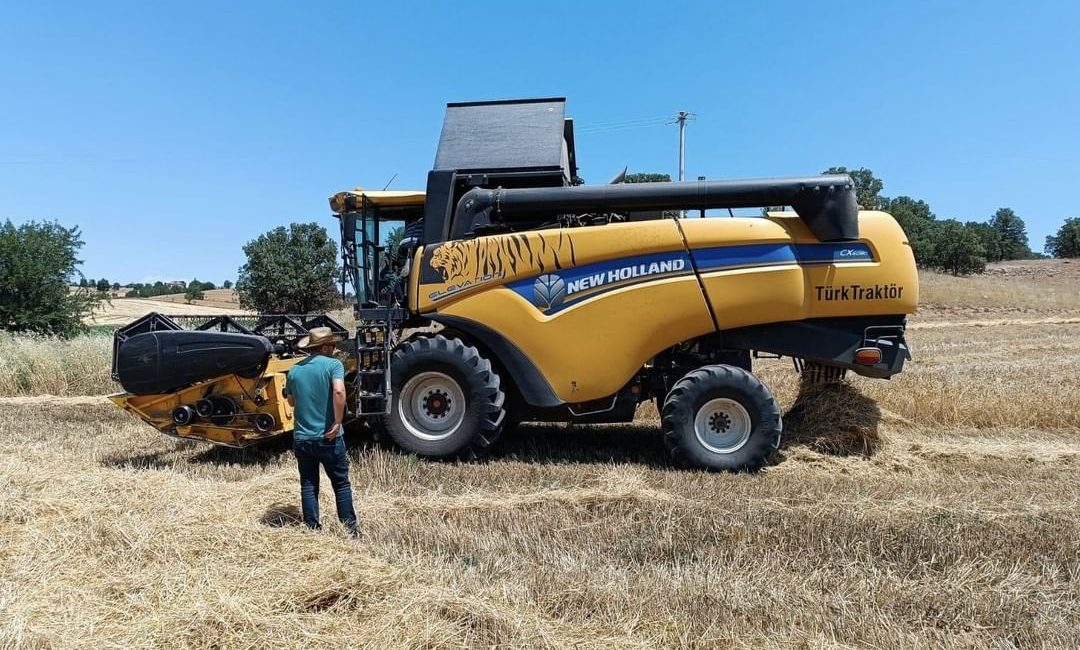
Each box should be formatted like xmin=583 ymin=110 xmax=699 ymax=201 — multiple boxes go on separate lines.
xmin=325 ymin=365 xmax=346 ymax=441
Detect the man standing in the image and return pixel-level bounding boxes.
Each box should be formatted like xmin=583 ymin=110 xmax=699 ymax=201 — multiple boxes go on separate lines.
xmin=284 ymin=326 xmax=358 ymax=536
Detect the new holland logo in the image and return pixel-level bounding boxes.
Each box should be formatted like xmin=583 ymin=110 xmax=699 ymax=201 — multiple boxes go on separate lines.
xmin=533 ymin=274 xmax=567 ymax=310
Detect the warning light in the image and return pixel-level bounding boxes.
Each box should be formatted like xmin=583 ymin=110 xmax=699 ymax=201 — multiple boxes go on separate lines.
xmin=854 ymin=347 xmax=882 ymax=365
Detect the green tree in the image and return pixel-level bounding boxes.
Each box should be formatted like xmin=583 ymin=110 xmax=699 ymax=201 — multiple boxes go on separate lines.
xmin=882 ymin=196 xmax=937 ymax=265
xmin=96 ymin=278 xmax=110 ymax=292
xmin=624 ymin=172 xmax=672 ymax=183
xmin=822 ymin=166 xmax=884 ymax=210
xmin=0 ymin=220 xmax=101 ymax=336
xmin=928 ymin=220 xmax=987 ymax=275
xmin=964 ymin=221 xmax=1003 ymax=263
xmin=236 ymin=222 xmax=341 ymax=313
xmin=382 ymin=226 xmax=405 ymax=271
xmin=625 ymin=173 xmax=679 ymax=218
xmin=111 ymin=282 xmax=120 ymax=291
xmin=989 ymin=208 xmax=1030 ymax=260
xmin=223 ymin=280 xmax=233 ymax=289
xmin=185 ymin=279 xmax=205 ymax=303
xmin=1045 ymin=217 xmax=1080 ymax=258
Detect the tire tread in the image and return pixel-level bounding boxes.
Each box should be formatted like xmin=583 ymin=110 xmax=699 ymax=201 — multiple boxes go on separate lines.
xmin=661 ymin=364 xmax=781 ymax=472
xmin=386 ymin=334 xmax=505 ymax=461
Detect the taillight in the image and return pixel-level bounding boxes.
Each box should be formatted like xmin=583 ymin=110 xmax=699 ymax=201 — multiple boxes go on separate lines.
xmin=854 ymin=347 xmax=882 ymax=365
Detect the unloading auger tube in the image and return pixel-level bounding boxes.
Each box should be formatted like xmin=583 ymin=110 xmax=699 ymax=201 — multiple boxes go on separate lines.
xmin=454 ymin=174 xmax=859 ymax=241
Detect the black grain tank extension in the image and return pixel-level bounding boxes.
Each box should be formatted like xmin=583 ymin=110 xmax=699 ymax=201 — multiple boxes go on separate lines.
xmin=115 ymin=331 xmax=273 ymax=395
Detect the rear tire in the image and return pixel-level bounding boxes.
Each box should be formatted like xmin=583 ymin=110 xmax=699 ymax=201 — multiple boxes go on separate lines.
xmin=661 ymin=364 xmax=781 ymax=471
xmin=387 ymin=335 xmax=505 ymax=460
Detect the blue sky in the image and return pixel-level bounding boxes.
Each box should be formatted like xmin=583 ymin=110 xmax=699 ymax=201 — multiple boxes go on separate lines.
xmin=2 ymin=1 xmax=1078 ymax=283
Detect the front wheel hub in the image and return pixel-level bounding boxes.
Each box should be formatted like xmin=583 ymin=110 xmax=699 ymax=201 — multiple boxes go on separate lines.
xmin=423 ymin=390 xmax=452 ymax=418
xmin=399 ymin=371 xmax=466 ymax=441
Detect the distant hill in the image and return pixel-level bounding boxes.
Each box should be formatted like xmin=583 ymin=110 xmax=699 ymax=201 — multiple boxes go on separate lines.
xmin=146 ymin=288 xmax=241 ymax=308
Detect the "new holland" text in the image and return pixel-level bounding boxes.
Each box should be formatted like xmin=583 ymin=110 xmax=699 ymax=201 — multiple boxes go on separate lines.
xmin=568 ymin=259 xmax=687 ymax=295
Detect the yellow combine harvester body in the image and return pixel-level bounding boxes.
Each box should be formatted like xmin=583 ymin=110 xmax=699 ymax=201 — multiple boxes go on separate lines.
xmin=110 ymin=97 xmax=918 ymax=471
xmin=411 ymin=211 xmax=915 ymax=404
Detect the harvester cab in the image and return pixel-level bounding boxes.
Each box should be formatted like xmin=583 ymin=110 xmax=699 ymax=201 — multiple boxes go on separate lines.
xmin=110 ymin=96 xmax=919 ymax=471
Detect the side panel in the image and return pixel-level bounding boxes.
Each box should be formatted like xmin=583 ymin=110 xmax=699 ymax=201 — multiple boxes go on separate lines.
xmin=679 ymin=212 xmax=918 ymax=328
xmin=416 ymin=221 xmax=716 ymax=403
xmin=440 ymin=277 xmax=713 ymax=403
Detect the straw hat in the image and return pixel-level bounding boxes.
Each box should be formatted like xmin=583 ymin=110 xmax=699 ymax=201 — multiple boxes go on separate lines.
xmin=297 ymin=326 xmax=345 ymax=351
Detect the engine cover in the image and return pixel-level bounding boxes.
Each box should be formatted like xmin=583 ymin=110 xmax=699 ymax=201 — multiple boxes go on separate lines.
xmin=115 ymin=331 xmax=273 ymax=395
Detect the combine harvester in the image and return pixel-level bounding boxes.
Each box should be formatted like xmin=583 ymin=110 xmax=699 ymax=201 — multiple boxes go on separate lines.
xmin=111 ymin=97 xmax=918 ymax=471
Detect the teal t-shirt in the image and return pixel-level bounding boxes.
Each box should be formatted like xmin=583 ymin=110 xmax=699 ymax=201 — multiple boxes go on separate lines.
xmin=284 ymin=355 xmax=345 ymax=441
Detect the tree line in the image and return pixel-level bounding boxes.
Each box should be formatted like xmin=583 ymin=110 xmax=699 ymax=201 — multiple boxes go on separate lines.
xmin=76 ymin=277 xmax=234 ymax=298
xmin=822 ymin=167 xmax=1067 ymax=275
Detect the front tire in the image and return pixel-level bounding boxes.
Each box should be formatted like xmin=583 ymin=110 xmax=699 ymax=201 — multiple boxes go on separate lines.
xmin=387 ymin=335 xmax=505 ymax=460
xmin=661 ymin=364 xmax=781 ymax=471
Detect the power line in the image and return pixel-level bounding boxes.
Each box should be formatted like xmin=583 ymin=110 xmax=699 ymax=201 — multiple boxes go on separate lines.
xmin=575 ymin=115 xmax=669 ymax=134
xmin=576 ymin=114 xmax=669 ymax=129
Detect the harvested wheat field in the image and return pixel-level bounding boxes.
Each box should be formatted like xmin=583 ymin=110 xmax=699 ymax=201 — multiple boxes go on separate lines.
xmin=2 ymin=265 xmax=1079 ymax=648
xmin=85 ymin=290 xmax=250 ymax=327
xmin=147 ymin=288 xmax=244 ymax=309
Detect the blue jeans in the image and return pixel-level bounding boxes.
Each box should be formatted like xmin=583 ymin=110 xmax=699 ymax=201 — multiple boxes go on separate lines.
xmin=293 ymin=436 xmax=358 ymax=534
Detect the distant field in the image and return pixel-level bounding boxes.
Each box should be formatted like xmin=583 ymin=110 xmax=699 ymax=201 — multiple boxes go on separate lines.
xmin=85 ymin=289 xmax=250 ymax=326
xmin=148 ymin=288 xmax=242 ymax=307
xmin=919 ymin=258 xmax=1080 ymax=319
xmin=2 ymin=260 xmax=1078 ymax=647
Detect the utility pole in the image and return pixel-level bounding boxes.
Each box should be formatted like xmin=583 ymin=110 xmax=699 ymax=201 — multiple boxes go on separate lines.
xmin=676 ymin=111 xmax=690 ymax=182
xmin=672 ymin=111 xmax=696 ymax=217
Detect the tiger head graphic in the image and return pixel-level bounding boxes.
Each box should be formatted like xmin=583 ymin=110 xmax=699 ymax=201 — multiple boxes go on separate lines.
xmin=429 ymin=241 xmax=473 ymax=284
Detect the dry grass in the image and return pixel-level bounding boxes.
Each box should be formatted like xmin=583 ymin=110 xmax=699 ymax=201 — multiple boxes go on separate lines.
xmin=2 ymin=395 xmax=1077 ymax=648
xmin=0 ymin=333 xmax=113 ymax=397
xmin=2 ymin=260 xmax=1080 ymax=647
xmin=919 ymin=258 xmax=1080 ymax=318
xmin=863 ymin=323 xmax=1080 ymax=430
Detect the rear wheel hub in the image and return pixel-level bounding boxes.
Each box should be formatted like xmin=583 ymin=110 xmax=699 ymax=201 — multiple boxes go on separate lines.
xmin=694 ymin=397 xmax=752 ymax=454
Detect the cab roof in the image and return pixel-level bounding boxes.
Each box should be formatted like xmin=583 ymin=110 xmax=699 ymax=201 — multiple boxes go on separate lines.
xmin=329 ymin=188 xmax=426 ymax=213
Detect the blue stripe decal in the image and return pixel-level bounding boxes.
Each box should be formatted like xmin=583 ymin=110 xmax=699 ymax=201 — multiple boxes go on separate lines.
xmin=794 ymin=242 xmax=874 ymax=264
xmin=507 ymin=242 xmax=875 ymax=314
xmin=692 ymin=242 xmax=874 ymax=273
